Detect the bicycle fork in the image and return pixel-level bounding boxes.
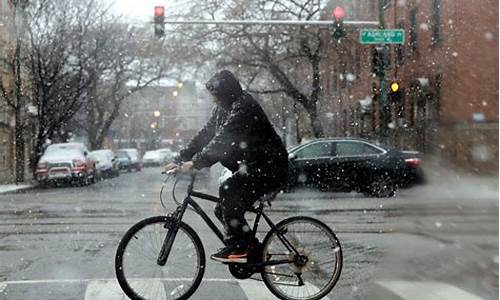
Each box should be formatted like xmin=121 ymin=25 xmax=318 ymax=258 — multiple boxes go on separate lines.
xmin=157 ymin=200 xmax=189 ymax=266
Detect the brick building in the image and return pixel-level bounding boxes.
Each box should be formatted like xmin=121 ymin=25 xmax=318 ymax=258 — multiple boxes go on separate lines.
xmin=0 ymin=0 xmax=33 ymax=183
xmin=322 ymin=0 xmax=498 ymax=173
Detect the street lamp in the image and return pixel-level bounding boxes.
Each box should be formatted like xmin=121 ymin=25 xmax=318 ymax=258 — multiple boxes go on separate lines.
xmin=177 ymin=81 xmax=183 ymax=88
xmin=153 ymin=110 xmax=161 ymax=117
xmin=172 ymin=90 xmax=179 ymax=97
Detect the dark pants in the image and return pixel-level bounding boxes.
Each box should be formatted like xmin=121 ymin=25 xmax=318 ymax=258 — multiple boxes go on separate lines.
xmin=215 ymin=172 xmax=283 ymax=250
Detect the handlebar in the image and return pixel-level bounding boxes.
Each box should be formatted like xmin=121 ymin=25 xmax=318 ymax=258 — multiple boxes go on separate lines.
xmin=160 ymin=166 xmax=198 ymax=208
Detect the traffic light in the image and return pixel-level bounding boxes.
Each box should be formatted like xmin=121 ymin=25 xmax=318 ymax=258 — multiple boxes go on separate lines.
xmin=390 ymin=81 xmax=400 ymax=93
xmin=154 ymin=6 xmax=165 ymax=38
xmin=389 ymin=82 xmax=404 ymax=120
xmin=372 ymin=46 xmax=390 ymax=77
xmin=330 ymin=6 xmax=346 ymax=41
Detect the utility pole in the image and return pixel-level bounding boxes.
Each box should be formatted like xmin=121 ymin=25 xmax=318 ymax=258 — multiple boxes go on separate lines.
xmin=378 ymin=0 xmax=388 ymax=144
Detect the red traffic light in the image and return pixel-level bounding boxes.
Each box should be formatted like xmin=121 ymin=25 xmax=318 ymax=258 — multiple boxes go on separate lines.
xmin=154 ymin=6 xmax=165 ymax=17
xmin=332 ymin=6 xmax=345 ymax=21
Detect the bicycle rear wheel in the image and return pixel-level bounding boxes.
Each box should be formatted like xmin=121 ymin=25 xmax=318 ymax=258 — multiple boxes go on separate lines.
xmin=261 ymin=216 xmax=342 ymax=300
xmin=115 ymin=216 xmax=205 ymax=300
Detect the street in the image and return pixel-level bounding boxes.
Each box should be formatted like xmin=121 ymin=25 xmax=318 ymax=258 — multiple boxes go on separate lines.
xmin=0 ymin=167 xmax=497 ymax=300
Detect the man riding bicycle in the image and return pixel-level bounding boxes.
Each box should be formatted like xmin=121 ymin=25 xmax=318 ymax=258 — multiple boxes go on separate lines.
xmin=165 ymin=70 xmax=288 ymax=264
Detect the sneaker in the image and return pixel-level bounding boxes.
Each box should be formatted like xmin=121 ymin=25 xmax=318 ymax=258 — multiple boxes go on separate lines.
xmin=210 ymin=246 xmax=247 ymax=264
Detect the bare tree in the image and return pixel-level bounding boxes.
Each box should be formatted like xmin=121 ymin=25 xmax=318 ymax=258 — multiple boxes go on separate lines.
xmin=26 ymin=0 xmax=106 ymax=170
xmin=79 ymin=22 xmax=171 ymax=150
xmin=165 ymin=0 xmax=339 ymax=138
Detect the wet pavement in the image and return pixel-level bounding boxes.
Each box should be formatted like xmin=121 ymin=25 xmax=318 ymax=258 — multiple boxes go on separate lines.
xmin=0 ymin=167 xmax=497 ymax=300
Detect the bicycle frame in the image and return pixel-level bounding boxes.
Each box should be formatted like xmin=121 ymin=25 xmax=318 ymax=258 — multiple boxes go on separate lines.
xmin=158 ymin=173 xmax=301 ymax=267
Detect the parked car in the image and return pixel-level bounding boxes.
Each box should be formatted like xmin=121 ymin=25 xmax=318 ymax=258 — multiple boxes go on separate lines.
xmin=157 ymin=148 xmax=177 ymax=163
xmin=142 ymin=150 xmax=165 ymax=167
xmin=115 ymin=151 xmax=132 ymax=171
xmin=287 ymin=138 xmax=424 ymax=197
xmin=118 ymin=148 xmax=142 ymax=171
xmin=35 ymin=143 xmax=97 ymax=186
xmin=89 ymin=149 xmax=120 ymax=179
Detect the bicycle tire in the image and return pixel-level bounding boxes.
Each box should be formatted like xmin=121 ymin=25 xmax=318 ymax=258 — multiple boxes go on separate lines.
xmin=260 ymin=216 xmax=342 ymax=300
xmin=115 ymin=216 xmax=205 ymax=300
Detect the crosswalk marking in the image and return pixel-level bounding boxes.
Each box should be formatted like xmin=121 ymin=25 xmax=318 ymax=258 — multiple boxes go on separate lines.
xmin=2 ymin=278 xmax=484 ymax=300
xmin=375 ymin=281 xmax=484 ymax=300
xmin=238 ymin=279 xmax=331 ymax=300
xmin=238 ymin=280 xmax=276 ymax=300
xmin=0 ymin=282 xmax=7 ymax=293
xmin=84 ymin=280 xmax=129 ymax=300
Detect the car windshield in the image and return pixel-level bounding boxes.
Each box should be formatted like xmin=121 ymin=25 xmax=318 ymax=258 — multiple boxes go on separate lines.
xmin=89 ymin=151 xmax=110 ymax=161
xmin=42 ymin=148 xmax=84 ymax=160
xmin=116 ymin=151 xmax=129 ymax=158
xmin=45 ymin=143 xmax=85 ymax=154
xmin=143 ymin=151 xmax=159 ymax=159
xmin=0 ymin=1 xmax=497 ymax=299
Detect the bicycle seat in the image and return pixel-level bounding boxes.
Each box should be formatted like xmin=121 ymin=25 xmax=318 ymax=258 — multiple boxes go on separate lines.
xmin=258 ymin=190 xmax=280 ymax=203
xmin=257 ymin=186 xmax=286 ymax=205
xmin=241 ymin=187 xmax=285 ymax=211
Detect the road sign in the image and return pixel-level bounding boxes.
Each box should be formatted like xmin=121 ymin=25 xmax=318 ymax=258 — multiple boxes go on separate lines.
xmin=360 ymin=29 xmax=405 ymax=44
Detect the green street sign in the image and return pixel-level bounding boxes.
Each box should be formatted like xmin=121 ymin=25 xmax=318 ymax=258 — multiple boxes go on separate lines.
xmin=360 ymin=29 xmax=405 ymax=44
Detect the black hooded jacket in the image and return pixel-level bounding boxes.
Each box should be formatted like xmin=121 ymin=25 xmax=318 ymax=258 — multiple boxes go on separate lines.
xmin=178 ymin=70 xmax=288 ymax=180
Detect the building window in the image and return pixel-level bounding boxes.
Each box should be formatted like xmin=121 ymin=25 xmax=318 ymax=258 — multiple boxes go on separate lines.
xmin=432 ymin=0 xmax=441 ymax=45
xmin=409 ymin=8 xmax=418 ymax=55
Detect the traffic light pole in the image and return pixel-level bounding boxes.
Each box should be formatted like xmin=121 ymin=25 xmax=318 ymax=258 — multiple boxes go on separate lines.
xmin=378 ymin=0 xmax=389 ymax=144
xmin=161 ymin=20 xmax=379 ymax=27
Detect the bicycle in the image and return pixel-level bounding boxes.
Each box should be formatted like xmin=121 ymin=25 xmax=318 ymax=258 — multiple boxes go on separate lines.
xmin=115 ymin=169 xmax=343 ymax=300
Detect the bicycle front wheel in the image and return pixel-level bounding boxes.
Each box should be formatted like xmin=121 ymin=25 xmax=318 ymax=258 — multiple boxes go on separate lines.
xmin=261 ymin=216 xmax=342 ymax=300
xmin=115 ymin=216 xmax=205 ymax=300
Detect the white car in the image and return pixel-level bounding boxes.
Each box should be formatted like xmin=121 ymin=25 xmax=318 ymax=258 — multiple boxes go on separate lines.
xmin=142 ymin=150 xmax=165 ymax=167
xmin=89 ymin=149 xmax=120 ymax=179
xmin=157 ymin=148 xmax=177 ymax=163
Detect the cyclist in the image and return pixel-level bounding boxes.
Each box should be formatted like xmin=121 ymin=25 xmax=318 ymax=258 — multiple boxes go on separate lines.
xmin=165 ymin=70 xmax=288 ymax=263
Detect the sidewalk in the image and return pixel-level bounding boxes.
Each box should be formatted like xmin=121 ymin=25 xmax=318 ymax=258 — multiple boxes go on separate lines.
xmin=0 ymin=183 xmax=34 ymax=195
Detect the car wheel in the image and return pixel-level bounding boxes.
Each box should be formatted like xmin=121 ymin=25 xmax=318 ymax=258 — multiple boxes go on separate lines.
xmin=318 ymin=183 xmax=331 ymax=192
xmin=366 ymin=175 xmax=396 ymax=198
xmin=91 ymin=172 xmax=98 ymax=184
xmin=76 ymin=177 xmax=86 ymax=187
xmin=38 ymin=181 xmax=48 ymax=189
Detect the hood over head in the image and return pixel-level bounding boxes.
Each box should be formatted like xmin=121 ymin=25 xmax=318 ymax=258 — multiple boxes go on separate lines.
xmin=205 ymin=70 xmax=243 ymax=108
